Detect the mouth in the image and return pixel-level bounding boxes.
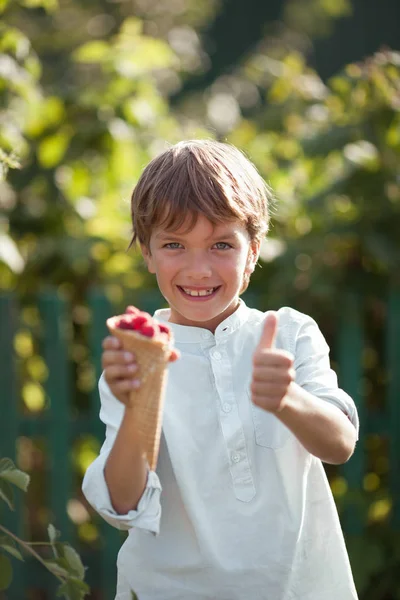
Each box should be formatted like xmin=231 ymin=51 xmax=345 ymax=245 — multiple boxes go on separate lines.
xmin=177 ymin=286 xmax=221 ymax=300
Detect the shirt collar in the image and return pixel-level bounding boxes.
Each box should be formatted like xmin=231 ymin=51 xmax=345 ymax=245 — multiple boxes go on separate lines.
xmin=154 ymin=298 xmax=250 ymax=343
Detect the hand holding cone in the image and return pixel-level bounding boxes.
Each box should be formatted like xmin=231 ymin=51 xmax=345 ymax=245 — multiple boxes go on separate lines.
xmin=106 ymin=306 xmax=175 ymax=471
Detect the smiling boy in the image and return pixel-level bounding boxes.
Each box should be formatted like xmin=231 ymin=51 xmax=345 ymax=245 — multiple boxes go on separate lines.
xmin=82 ymin=140 xmax=359 ymax=600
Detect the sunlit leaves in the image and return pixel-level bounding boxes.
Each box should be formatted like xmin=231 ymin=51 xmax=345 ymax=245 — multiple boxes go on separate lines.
xmin=19 ymin=0 xmax=58 ymax=12
xmin=0 ymin=149 xmax=20 ymax=180
xmin=25 ymin=96 xmax=66 ymax=138
xmin=73 ymin=40 xmax=109 ymax=63
xmin=0 ymin=19 xmax=42 ymax=176
xmin=74 ymin=17 xmax=176 ymax=78
xmin=38 ymin=128 xmax=72 ymax=168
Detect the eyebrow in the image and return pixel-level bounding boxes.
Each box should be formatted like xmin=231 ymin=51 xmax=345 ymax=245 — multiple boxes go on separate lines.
xmin=155 ymin=230 xmax=241 ymax=241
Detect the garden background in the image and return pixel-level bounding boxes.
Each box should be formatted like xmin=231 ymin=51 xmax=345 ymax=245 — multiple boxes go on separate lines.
xmin=1 ymin=0 xmax=400 ymax=598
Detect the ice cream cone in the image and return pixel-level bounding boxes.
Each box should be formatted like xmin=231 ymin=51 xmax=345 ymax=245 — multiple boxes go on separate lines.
xmin=107 ymin=316 xmax=173 ymax=471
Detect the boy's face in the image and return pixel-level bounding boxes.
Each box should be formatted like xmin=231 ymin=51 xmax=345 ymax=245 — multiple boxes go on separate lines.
xmin=141 ymin=214 xmax=260 ymax=332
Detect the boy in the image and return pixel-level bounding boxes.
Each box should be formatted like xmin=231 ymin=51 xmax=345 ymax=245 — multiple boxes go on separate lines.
xmin=82 ymin=140 xmax=359 ymax=600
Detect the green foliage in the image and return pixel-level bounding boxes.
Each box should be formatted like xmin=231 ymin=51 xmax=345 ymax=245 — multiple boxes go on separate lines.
xmin=0 ymin=457 xmax=89 ymax=599
xmin=223 ymin=49 xmax=400 ymax=317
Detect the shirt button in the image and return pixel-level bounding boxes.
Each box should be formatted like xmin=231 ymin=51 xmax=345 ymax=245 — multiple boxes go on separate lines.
xmin=231 ymin=452 xmax=241 ymax=463
xmin=222 ymin=403 xmax=232 ymax=413
xmin=213 ymin=351 xmax=222 ymax=360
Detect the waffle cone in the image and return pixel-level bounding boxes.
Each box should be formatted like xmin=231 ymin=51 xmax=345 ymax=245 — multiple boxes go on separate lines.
xmin=107 ymin=316 xmax=173 ymax=470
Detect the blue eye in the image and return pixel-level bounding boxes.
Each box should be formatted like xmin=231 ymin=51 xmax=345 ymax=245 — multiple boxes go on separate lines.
xmin=214 ymin=242 xmax=232 ymax=250
xmin=164 ymin=242 xmax=182 ymax=249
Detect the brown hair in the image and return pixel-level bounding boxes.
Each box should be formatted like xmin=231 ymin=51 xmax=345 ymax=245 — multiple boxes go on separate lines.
xmin=129 ymin=139 xmax=273 ymax=249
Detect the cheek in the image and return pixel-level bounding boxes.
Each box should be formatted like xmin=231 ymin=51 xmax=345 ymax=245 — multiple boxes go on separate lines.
xmin=218 ymin=252 xmax=247 ymax=277
xmin=152 ymin=254 xmax=178 ymax=277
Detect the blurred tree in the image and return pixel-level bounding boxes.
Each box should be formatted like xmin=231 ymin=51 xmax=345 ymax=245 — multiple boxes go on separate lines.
xmin=0 ymin=1 xmax=211 ymax=301
xmin=229 ymin=49 xmax=400 ymax=312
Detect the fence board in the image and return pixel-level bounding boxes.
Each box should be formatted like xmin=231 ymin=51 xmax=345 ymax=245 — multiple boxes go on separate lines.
xmin=387 ymin=283 xmax=400 ymax=528
xmin=338 ymin=292 xmax=365 ymax=535
xmin=88 ymin=289 xmax=122 ymax=599
xmin=0 ymin=293 xmax=24 ymax=599
xmin=38 ymin=292 xmax=72 ymax=541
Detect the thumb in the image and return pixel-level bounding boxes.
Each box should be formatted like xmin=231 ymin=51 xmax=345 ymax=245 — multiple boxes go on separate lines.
xmin=257 ymin=311 xmax=278 ymax=350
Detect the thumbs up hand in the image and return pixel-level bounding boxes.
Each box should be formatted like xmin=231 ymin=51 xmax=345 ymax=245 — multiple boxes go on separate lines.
xmin=251 ymin=312 xmax=296 ymax=413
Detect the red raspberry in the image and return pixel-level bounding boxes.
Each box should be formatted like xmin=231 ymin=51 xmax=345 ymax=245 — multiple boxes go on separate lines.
xmin=158 ymin=324 xmax=170 ymax=335
xmin=131 ymin=315 xmax=149 ymax=329
xmin=140 ymin=324 xmax=156 ymax=337
xmin=117 ymin=317 xmax=134 ymax=330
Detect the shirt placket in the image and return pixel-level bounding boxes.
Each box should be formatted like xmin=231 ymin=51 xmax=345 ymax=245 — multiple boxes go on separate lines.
xmin=210 ymin=343 xmax=256 ymax=502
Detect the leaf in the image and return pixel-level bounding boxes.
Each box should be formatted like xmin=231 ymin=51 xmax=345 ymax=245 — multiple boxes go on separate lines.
xmin=43 ymin=559 xmax=70 ymax=578
xmin=0 ymin=458 xmax=30 ymax=492
xmin=63 ymin=545 xmax=85 ymax=580
xmin=0 ymin=479 xmax=14 ymax=510
xmin=48 ymin=524 xmax=60 ymax=544
xmin=0 ymin=554 xmax=13 ymax=590
xmin=73 ymin=41 xmax=110 ymax=63
xmin=56 ymin=577 xmax=90 ymax=600
xmin=0 ymin=536 xmax=24 ymax=561
xmin=37 ymin=129 xmax=72 ymax=168
xmin=20 ymin=0 xmax=58 ymax=12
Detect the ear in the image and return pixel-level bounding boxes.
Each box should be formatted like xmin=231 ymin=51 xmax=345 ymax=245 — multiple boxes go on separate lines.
xmin=245 ymin=239 xmax=261 ymax=274
xmin=140 ymin=244 xmax=156 ymax=274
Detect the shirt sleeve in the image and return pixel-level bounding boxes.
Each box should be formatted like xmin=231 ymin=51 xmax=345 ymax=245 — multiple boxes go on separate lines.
xmin=291 ymin=312 xmax=359 ymax=438
xmin=81 ymin=373 xmax=162 ymax=535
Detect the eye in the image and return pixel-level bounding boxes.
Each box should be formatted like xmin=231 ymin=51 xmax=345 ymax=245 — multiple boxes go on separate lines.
xmin=214 ymin=242 xmax=232 ymax=250
xmin=164 ymin=242 xmax=183 ymax=249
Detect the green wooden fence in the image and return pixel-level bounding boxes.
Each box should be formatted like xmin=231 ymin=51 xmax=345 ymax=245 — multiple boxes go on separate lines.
xmin=1 ymin=287 xmax=400 ymax=599
xmin=0 ymin=290 xmax=123 ymax=599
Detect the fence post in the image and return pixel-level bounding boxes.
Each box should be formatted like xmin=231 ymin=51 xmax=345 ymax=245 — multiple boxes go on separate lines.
xmin=0 ymin=292 xmax=24 ymax=599
xmin=0 ymin=293 xmax=19 ymax=459
xmin=38 ymin=291 xmax=71 ymax=541
xmin=88 ymin=289 xmax=122 ymax=600
xmin=387 ymin=282 xmax=400 ymax=528
xmin=338 ymin=291 xmax=365 ymax=534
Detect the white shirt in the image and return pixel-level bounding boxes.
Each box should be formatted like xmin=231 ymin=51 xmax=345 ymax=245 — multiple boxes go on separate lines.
xmin=82 ymin=301 xmax=359 ymax=600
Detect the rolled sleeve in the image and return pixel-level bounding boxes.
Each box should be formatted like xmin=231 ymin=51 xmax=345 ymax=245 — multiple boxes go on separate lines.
xmin=290 ymin=312 xmax=359 ymax=437
xmin=81 ymin=373 xmax=163 ymax=535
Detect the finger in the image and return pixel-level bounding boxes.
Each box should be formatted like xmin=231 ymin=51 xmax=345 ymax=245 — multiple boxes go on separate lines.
xmin=111 ymin=379 xmax=140 ymax=398
xmin=257 ymin=312 xmax=278 ymax=351
xmin=102 ymin=336 xmax=122 ymax=350
xmin=252 ymin=367 xmax=293 ymax=386
xmin=251 ymin=382 xmax=292 ymax=404
xmin=104 ymin=363 xmax=138 ymax=382
xmin=253 ymin=350 xmax=294 ymax=369
xmin=102 ymin=350 xmax=136 ymax=368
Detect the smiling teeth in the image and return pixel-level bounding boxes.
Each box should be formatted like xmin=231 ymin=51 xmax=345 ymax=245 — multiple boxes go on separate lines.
xmin=182 ymin=288 xmax=215 ymax=297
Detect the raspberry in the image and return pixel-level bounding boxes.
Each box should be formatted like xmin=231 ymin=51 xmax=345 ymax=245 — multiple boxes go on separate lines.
xmin=158 ymin=324 xmax=170 ymax=335
xmin=140 ymin=324 xmax=156 ymax=337
xmin=117 ymin=317 xmax=134 ymax=330
xmin=132 ymin=315 xmax=149 ymax=329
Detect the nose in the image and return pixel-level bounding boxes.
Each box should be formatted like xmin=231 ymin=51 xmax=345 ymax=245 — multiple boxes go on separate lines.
xmin=184 ymin=250 xmax=213 ymax=279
